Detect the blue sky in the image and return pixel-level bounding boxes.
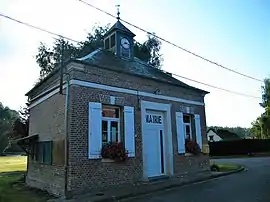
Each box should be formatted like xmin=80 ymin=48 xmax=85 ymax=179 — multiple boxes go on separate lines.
xmin=0 ymin=0 xmax=269 ymax=127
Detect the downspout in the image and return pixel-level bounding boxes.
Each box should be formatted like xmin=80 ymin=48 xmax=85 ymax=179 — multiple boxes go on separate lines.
xmin=64 ymin=73 xmax=70 ymax=198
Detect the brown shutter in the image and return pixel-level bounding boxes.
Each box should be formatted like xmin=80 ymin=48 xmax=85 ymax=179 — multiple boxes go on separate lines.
xmin=52 ymin=139 xmax=65 ymax=166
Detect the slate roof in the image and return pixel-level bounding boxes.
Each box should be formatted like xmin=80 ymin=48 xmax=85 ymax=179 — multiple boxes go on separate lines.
xmin=76 ymin=48 xmax=208 ymax=93
xmin=26 ymin=48 xmax=209 ymax=96
xmin=105 ymin=21 xmax=135 ymax=37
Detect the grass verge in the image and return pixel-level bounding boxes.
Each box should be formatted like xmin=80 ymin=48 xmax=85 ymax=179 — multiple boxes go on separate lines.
xmin=215 ymin=163 xmax=240 ymax=172
xmin=210 ymin=163 xmax=241 ymax=172
xmin=0 ymin=174 xmax=52 ymax=202
xmin=0 ymin=156 xmax=27 ymax=173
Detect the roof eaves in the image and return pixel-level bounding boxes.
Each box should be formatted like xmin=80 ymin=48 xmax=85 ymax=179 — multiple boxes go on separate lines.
xmin=74 ymin=59 xmax=207 ymax=98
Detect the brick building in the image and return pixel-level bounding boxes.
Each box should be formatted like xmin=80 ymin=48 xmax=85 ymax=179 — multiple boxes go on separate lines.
xmin=23 ymin=18 xmax=210 ymax=198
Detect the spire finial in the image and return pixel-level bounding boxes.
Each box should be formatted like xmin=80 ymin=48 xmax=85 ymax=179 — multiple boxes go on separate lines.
xmin=116 ymin=5 xmax=120 ymax=20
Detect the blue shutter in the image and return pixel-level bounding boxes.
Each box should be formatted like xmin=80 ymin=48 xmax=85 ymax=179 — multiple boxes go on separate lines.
xmin=124 ymin=106 xmax=135 ymax=157
xmin=88 ymin=102 xmax=102 ymax=159
xmin=195 ymin=114 xmax=202 ymax=150
xmin=176 ymin=112 xmax=186 ymax=154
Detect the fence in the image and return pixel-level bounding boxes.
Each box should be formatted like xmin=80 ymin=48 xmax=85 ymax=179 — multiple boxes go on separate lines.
xmin=209 ymin=139 xmax=270 ymax=156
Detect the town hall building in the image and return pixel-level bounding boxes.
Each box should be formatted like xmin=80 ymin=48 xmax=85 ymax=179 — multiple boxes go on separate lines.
xmin=23 ymin=16 xmax=210 ymax=198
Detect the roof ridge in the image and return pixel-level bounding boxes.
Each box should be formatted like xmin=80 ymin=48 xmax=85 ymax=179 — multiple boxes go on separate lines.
xmin=77 ymin=48 xmax=102 ymax=61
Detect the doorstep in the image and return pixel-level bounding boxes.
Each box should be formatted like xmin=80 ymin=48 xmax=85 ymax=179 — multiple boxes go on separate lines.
xmin=47 ymin=167 xmax=245 ymax=202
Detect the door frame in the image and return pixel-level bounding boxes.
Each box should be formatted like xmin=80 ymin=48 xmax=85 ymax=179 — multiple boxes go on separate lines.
xmin=141 ymin=100 xmax=174 ymax=179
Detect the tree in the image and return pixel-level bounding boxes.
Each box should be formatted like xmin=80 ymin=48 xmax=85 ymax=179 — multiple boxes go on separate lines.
xmin=11 ymin=102 xmax=30 ymax=139
xmin=0 ymin=102 xmax=19 ymax=154
xmin=250 ymin=78 xmax=270 ymax=139
xmin=36 ymin=24 xmax=163 ymax=79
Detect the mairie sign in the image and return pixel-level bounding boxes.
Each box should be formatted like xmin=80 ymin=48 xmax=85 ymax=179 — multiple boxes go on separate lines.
xmin=145 ymin=114 xmax=162 ymax=124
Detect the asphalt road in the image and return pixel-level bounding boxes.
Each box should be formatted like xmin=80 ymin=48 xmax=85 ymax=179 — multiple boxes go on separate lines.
xmin=124 ymin=157 xmax=270 ymax=202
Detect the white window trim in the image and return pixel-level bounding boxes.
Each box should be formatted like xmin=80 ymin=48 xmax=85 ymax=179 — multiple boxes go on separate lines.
xmin=102 ymin=106 xmax=121 ymax=143
xmin=184 ymin=122 xmax=192 ymax=140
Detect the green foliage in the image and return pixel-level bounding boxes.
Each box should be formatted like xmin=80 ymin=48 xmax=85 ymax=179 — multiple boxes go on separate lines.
xmin=250 ymin=78 xmax=270 ymax=139
xmin=0 ymin=102 xmax=19 ymax=154
xmin=35 ymin=24 xmax=163 ymax=79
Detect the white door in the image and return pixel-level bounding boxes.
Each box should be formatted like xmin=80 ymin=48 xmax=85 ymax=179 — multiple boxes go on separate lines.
xmin=144 ymin=111 xmax=165 ymax=178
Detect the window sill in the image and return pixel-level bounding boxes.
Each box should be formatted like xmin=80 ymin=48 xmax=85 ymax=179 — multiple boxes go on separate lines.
xmin=101 ymin=158 xmax=115 ymax=163
xmin=185 ymin=152 xmax=194 ymax=157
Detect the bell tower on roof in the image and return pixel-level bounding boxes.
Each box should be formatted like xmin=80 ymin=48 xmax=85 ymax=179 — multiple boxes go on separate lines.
xmin=103 ymin=5 xmax=136 ymax=59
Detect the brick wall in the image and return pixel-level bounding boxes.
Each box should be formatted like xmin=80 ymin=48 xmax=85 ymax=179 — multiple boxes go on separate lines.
xmin=67 ymin=84 xmax=209 ymax=194
xmin=70 ymin=63 xmax=205 ymax=103
xmin=27 ymin=92 xmax=66 ymax=196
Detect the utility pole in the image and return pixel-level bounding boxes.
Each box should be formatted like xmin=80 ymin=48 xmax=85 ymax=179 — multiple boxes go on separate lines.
xmin=59 ymin=38 xmax=64 ymax=95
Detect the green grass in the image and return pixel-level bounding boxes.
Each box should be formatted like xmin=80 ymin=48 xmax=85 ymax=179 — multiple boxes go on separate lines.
xmin=211 ymin=163 xmax=241 ymax=172
xmin=0 ymin=174 xmax=51 ymax=202
xmin=0 ymin=156 xmax=27 ymax=173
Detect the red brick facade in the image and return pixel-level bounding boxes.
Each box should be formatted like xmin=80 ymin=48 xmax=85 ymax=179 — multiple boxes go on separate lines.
xmin=26 ymin=62 xmax=210 ymax=197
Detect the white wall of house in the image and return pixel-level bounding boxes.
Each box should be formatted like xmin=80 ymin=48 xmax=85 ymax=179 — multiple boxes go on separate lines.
xmin=207 ymin=130 xmax=222 ymax=142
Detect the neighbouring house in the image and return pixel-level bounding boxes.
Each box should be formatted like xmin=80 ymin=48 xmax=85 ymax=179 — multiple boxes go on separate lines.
xmin=207 ymin=128 xmax=241 ymax=142
xmin=18 ymin=18 xmax=210 ymax=198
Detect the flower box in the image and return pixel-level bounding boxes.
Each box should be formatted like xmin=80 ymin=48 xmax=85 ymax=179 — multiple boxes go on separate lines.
xmin=101 ymin=142 xmax=128 ymax=163
xmin=185 ymin=139 xmax=201 ymax=155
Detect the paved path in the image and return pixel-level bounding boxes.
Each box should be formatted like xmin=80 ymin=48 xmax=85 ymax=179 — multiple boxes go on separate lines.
xmin=124 ymin=157 xmax=270 ymax=202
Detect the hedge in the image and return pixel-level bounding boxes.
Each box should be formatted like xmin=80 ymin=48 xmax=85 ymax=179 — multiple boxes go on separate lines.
xmin=209 ymin=139 xmax=270 ymax=156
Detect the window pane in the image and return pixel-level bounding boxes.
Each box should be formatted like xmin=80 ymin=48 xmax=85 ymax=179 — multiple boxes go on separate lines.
xmin=110 ymin=34 xmax=115 ymax=47
xmin=105 ymin=38 xmax=109 ymax=49
xmin=102 ymin=121 xmax=108 ymax=143
xmin=183 ymin=115 xmax=190 ymax=123
xmin=43 ymin=141 xmax=52 ymax=165
xmin=102 ymin=106 xmax=119 ymax=118
xmin=37 ymin=142 xmax=43 ymax=162
xmin=110 ymin=121 xmax=119 ymax=142
xmin=185 ymin=125 xmax=190 ymax=133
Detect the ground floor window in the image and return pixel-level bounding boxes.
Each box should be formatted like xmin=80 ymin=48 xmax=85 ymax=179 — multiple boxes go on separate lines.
xmin=183 ymin=114 xmax=196 ymax=141
xmin=102 ymin=105 xmax=120 ymax=144
xmin=35 ymin=141 xmax=53 ymax=165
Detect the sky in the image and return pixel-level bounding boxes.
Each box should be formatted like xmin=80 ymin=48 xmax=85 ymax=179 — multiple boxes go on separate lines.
xmin=0 ymin=0 xmax=269 ymax=127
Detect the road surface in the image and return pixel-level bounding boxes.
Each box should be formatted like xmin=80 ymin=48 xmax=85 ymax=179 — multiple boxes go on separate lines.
xmin=125 ymin=157 xmax=270 ymax=202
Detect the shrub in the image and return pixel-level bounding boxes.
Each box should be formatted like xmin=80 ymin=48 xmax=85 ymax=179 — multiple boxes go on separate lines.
xmin=101 ymin=142 xmax=128 ymax=162
xmin=185 ymin=139 xmax=201 ymax=155
xmin=210 ymin=164 xmax=220 ymax=172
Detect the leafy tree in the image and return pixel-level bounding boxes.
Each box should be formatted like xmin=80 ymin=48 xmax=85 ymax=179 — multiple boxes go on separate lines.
xmin=250 ymin=78 xmax=270 ymax=139
xmin=0 ymin=102 xmax=19 ymax=154
xmin=36 ymin=24 xmax=163 ymax=79
xmin=11 ymin=102 xmax=30 ymax=139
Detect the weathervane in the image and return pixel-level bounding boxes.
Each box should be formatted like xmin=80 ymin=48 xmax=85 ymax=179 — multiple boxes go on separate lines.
xmin=116 ymin=4 xmax=120 ymax=20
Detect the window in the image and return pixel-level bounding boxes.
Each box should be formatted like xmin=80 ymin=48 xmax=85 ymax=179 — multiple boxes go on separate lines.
xmin=183 ymin=114 xmax=192 ymax=140
xmin=209 ymin=135 xmax=214 ymax=142
xmin=110 ymin=34 xmax=116 ymax=48
xmin=102 ymin=105 xmax=120 ymax=144
xmin=105 ymin=38 xmax=109 ymax=49
xmin=35 ymin=141 xmax=53 ymax=164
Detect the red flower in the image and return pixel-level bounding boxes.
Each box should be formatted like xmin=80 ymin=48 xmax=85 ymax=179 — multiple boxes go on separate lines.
xmin=101 ymin=142 xmax=128 ymax=162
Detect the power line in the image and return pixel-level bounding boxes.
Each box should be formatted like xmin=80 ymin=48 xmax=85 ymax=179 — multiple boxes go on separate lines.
xmin=0 ymin=12 xmax=261 ymax=99
xmin=0 ymin=13 xmax=80 ymax=43
xmin=77 ymin=0 xmax=264 ymax=83
xmin=171 ymin=73 xmax=261 ymax=99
